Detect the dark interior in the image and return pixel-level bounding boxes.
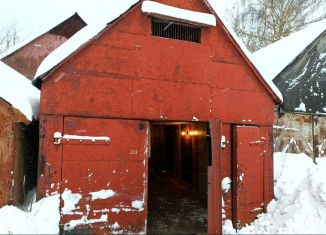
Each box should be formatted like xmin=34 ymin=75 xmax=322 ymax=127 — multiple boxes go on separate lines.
xmin=147 ymin=122 xmax=211 ymax=234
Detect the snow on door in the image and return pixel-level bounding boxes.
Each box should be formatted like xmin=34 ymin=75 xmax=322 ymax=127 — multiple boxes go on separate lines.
xmin=233 ymin=125 xmax=264 ymax=228
xmin=58 ymin=117 xmax=149 ymax=234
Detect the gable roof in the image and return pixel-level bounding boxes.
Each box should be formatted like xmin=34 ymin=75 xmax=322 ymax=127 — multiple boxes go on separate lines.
xmin=252 ymin=19 xmax=326 ymax=114
xmin=33 ymin=0 xmax=282 ymax=103
xmin=0 ymin=12 xmax=86 ymax=59
xmin=252 ymin=19 xmax=326 ymax=82
xmin=273 ymin=29 xmax=326 ymax=114
xmin=0 ymin=61 xmax=40 ymax=121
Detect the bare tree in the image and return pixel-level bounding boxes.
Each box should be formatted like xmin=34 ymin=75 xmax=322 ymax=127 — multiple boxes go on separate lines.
xmin=0 ymin=22 xmax=20 ymax=54
xmin=229 ymin=0 xmax=326 ymax=52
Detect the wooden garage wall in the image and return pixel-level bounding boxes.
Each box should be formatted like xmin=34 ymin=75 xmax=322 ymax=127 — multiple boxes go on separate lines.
xmin=0 ymin=100 xmax=38 ymax=207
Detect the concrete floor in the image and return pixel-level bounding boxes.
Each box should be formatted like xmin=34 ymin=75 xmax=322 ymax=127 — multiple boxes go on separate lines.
xmin=147 ymin=171 xmax=207 ymax=234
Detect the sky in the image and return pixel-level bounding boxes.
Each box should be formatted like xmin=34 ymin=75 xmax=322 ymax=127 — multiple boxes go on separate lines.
xmin=0 ymin=0 xmax=138 ymax=41
xmin=0 ymin=0 xmax=233 ymax=42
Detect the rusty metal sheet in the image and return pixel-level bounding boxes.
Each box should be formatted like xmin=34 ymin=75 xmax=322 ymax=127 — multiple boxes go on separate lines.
xmin=59 ymin=117 xmax=149 ymax=234
xmin=0 ymin=114 xmax=13 ymax=207
xmin=1 ymin=14 xmax=85 ymax=80
xmin=233 ymin=126 xmax=264 ymax=228
xmin=273 ymin=113 xmax=326 ymax=158
xmin=317 ymin=116 xmax=326 ymax=158
xmin=273 ymin=113 xmax=313 ymax=156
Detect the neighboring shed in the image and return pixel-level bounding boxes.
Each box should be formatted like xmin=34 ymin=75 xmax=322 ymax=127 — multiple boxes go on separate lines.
xmin=0 ymin=61 xmax=40 ymax=207
xmin=33 ymin=0 xmax=281 ymax=233
xmin=1 ymin=13 xmax=86 ymax=80
xmin=253 ymin=19 xmax=326 ymax=158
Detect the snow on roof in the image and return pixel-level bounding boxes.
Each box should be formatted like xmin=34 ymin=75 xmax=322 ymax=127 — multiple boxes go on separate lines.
xmin=0 ymin=61 xmax=40 ymax=121
xmin=34 ymin=24 xmax=107 ymax=79
xmin=141 ymin=0 xmax=216 ymax=27
xmin=206 ymin=0 xmax=283 ymax=102
xmin=34 ymin=0 xmax=139 ymax=80
xmin=252 ymin=19 xmax=326 ymax=82
xmin=0 ymin=12 xmax=81 ymax=59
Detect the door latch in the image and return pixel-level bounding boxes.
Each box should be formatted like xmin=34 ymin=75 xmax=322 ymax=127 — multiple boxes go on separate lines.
xmin=53 ymin=132 xmax=110 ymax=145
xmin=54 ymin=132 xmax=62 ymax=145
xmin=221 ymin=135 xmax=226 ymax=148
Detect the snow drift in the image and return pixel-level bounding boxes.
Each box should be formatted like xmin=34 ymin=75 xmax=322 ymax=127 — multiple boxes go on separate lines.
xmin=0 ymin=194 xmax=59 ymax=234
xmin=224 ymin=153 xmax=326 ymax=234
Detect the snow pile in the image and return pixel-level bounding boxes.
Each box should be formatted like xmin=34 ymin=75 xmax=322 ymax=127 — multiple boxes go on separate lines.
xmin=0 ymin=61 xmax=40 ymax=121
xmin=0 ymin=194 xmax=60 ymax=234
xmin=141 ymin=1 xmax=216 ymax=27
xmin=223 ymin=153 xmax=326 ymax=234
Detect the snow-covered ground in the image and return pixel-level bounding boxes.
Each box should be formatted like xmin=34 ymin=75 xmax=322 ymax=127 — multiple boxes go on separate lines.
xmin=0 ymin=191 xmax=59 ymax=234
xmin=0 ymin=153 xmax=325 ymax=234
xmin=224 ymin=152 xmax=326 ymax=234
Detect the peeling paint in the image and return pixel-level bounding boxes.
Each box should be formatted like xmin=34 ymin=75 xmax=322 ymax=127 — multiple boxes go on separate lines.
xmin=239 ymin=173 xmax=244 ymax=182
xmin=111 ymin=208 xmax=121 ymax=214
xmin=89 ymin=189 xmax=115 ymax=201
xmin=132 ymin=200 xmax=144 ymax=211
xmin=64 ymin=214 xmax=108 ymax=231
xmin=61 ymin=189 xmax=82 ymax=215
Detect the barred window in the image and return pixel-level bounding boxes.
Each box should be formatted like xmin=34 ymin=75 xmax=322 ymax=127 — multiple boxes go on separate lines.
xmin=151 ymin=18 xmax=201 ymax=43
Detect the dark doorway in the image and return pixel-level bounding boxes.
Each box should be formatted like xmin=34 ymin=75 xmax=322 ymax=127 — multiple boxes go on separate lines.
xmin=147 ymin=122 xmax=211 ymax=234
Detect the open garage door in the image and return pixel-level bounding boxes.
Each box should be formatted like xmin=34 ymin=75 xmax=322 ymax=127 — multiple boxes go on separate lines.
xmin=146 ymin=119 xmax=222 ymax=234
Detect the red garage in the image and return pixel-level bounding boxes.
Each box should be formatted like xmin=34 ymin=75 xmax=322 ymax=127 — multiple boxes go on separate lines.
xmin=33 ymin=0 xmax=281 ymax=234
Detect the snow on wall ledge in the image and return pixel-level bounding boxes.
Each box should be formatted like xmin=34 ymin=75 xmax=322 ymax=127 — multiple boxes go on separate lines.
xmin=141 ymin=0 xmax=216 ymax=27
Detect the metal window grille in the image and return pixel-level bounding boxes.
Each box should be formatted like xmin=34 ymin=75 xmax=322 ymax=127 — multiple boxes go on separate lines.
xmin=151 ymin=18 xmax=201 ymax=43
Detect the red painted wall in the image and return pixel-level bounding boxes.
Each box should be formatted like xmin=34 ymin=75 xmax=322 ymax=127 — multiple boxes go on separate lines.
xmin=38 ymin=0 xmax=276 ymax=228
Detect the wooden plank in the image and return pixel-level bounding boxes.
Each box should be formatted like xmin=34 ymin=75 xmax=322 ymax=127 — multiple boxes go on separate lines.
xmin=208 ymin=119 xmax=222 ymax=234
